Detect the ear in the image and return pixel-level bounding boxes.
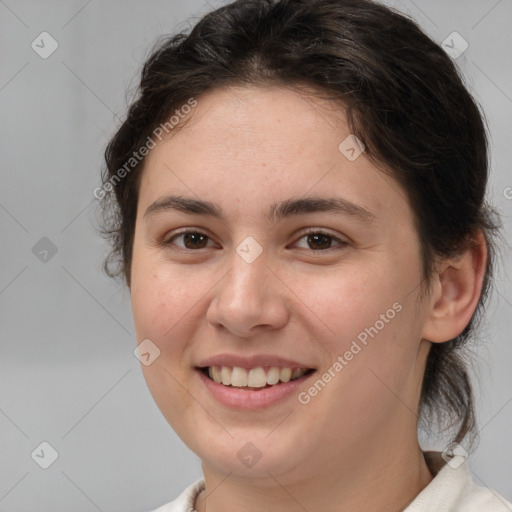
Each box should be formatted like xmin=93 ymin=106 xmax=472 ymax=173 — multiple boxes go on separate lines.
xmin=421 ymin=231 xmax=488 ymax=343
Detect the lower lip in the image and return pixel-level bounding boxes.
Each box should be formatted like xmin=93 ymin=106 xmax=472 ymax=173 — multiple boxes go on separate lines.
xmin=196 ymin=369 xmax=315 ymax=409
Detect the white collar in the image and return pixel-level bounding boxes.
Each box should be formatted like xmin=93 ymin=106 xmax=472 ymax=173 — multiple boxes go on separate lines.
xmin=151 ymin=452 xmax=512 ymax=511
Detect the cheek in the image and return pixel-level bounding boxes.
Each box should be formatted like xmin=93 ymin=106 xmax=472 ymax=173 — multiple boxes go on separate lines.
xmin=131 ymin=264 xmax=203 ymax=426
xmin=293 ymin=262 xmax=400 ymax=348
xmin=140 ymin=361 xmax=197 ymax=445
xmin=131 ymin=261 xmax=202 ymax=341
xmin=299 ymin=258 xmax=422 ymax=398
xmin=131 ymin=273 xmax=169 ymax=339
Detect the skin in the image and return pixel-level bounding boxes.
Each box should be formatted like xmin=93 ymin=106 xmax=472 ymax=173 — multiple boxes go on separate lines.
xmin=130 ymin=85 xmax=487 ymax=512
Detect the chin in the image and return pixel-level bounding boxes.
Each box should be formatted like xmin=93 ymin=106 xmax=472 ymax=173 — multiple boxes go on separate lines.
xmin=186 ymin=429 xmax=311 ymax=482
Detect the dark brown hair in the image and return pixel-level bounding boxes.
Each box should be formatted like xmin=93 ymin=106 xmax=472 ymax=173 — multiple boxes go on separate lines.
xmin=99 ymin=0 xmax=501 ymax=446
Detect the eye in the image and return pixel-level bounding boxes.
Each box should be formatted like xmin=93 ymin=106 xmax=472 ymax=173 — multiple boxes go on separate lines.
xmin=162 ymin=228 xmax=348 ymax=252
xmin=292 ymin=229 xmax=348 ymax=251
xmin=163 ymin=229 xmax=215 ymax=250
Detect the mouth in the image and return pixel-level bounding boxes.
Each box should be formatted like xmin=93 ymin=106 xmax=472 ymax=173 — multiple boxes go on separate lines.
xmin=197 ymin=365 xmax=316 ymax=391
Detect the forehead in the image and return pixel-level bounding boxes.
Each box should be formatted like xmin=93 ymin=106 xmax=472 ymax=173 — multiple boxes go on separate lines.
xmin=138 ymin=85 xmax=410 ymax=224
xmin=143 ymin=85 xmax=349 ymax=174
xmin=159 ymin=85 xmax=348 ymax=154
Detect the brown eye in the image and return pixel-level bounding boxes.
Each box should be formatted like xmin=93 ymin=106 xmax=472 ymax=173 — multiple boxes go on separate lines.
xmin=164 ymin=230 xmax=212 ymax=250
xmin=306 ymin=233 xmax=333 ymax=250
xmin=294 ymin=230 xmax=347 ymax=251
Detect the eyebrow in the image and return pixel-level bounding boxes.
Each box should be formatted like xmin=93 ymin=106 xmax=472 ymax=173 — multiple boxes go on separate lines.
xmin=143 ymin=194 xmax=377 ymax=224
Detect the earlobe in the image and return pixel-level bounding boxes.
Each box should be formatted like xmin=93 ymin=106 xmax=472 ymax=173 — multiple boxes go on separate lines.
xmin=421 ymin=232 xmax=487 ymax=344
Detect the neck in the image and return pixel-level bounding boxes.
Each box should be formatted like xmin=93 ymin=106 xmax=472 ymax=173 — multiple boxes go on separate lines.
xmin=194 ymin=437 xmax=434 ymax=512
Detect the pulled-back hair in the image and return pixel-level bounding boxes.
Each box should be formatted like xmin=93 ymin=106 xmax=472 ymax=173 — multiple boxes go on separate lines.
xmin=99 ymin=0 xmax=501 ymax=446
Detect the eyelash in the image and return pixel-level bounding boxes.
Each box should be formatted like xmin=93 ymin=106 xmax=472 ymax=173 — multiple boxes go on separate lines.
xmin=162 ymin=227 xmax=348 ymax=253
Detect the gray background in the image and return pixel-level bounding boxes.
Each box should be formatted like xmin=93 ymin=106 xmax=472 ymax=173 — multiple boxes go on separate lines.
xmin=0 ymin=0 xmax=511 ymax=510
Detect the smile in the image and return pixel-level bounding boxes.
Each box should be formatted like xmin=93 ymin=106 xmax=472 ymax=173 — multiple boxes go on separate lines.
xmin=196 ymin=364 xmax=316 ymax=409
xmin=201 ymin=365 xmax=314 ymax=389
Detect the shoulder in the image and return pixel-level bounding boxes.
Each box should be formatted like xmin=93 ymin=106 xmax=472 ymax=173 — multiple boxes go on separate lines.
xmin=145 ymin=479 xmax=205 ymax=512
xmin=454 ymin=477 xmax=512 ymax=511
xmin=406 ymin=452 xmax=512 ymax=511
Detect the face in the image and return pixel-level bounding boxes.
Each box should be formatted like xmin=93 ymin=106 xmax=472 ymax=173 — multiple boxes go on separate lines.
xmin=130 ymin=85 xmax=432 ymax=483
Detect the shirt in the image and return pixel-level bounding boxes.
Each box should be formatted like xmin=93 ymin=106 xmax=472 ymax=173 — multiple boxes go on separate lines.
xmin=147 ymin=452 xmax=512 ymax=512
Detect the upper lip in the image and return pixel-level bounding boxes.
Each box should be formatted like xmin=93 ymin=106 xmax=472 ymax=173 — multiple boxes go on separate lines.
xmin=196 ymin=353 xmax=315 ymax=370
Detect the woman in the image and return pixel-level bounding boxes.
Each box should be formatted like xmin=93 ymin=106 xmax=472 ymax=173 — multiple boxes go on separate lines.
xmin=99 ymin=0 xmax=511 ymax=510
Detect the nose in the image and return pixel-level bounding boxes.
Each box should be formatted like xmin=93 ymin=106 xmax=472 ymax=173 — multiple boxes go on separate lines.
xmin=206 ymin=246 xmax=290 ymax=338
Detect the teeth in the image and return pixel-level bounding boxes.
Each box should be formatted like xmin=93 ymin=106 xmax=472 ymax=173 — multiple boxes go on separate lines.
xmin=231 ymin=367 xmax=248 ymax=387
xmin=248 ymin=367 xmax=267 ymax=388
xmin=280 ymin=367 xmax=292 ymax=383
xmin=207 ymin=366 xmax=309 ymax=388
xmin=211 ymin=365 xmax=222 ymax=383
xmin=267 ymin=367 xmax=280 ymax=385
xmin=291 ymin=368 xmax=304 ymax=379
xmin=220 ymin=366 xmax=231 ymax=386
